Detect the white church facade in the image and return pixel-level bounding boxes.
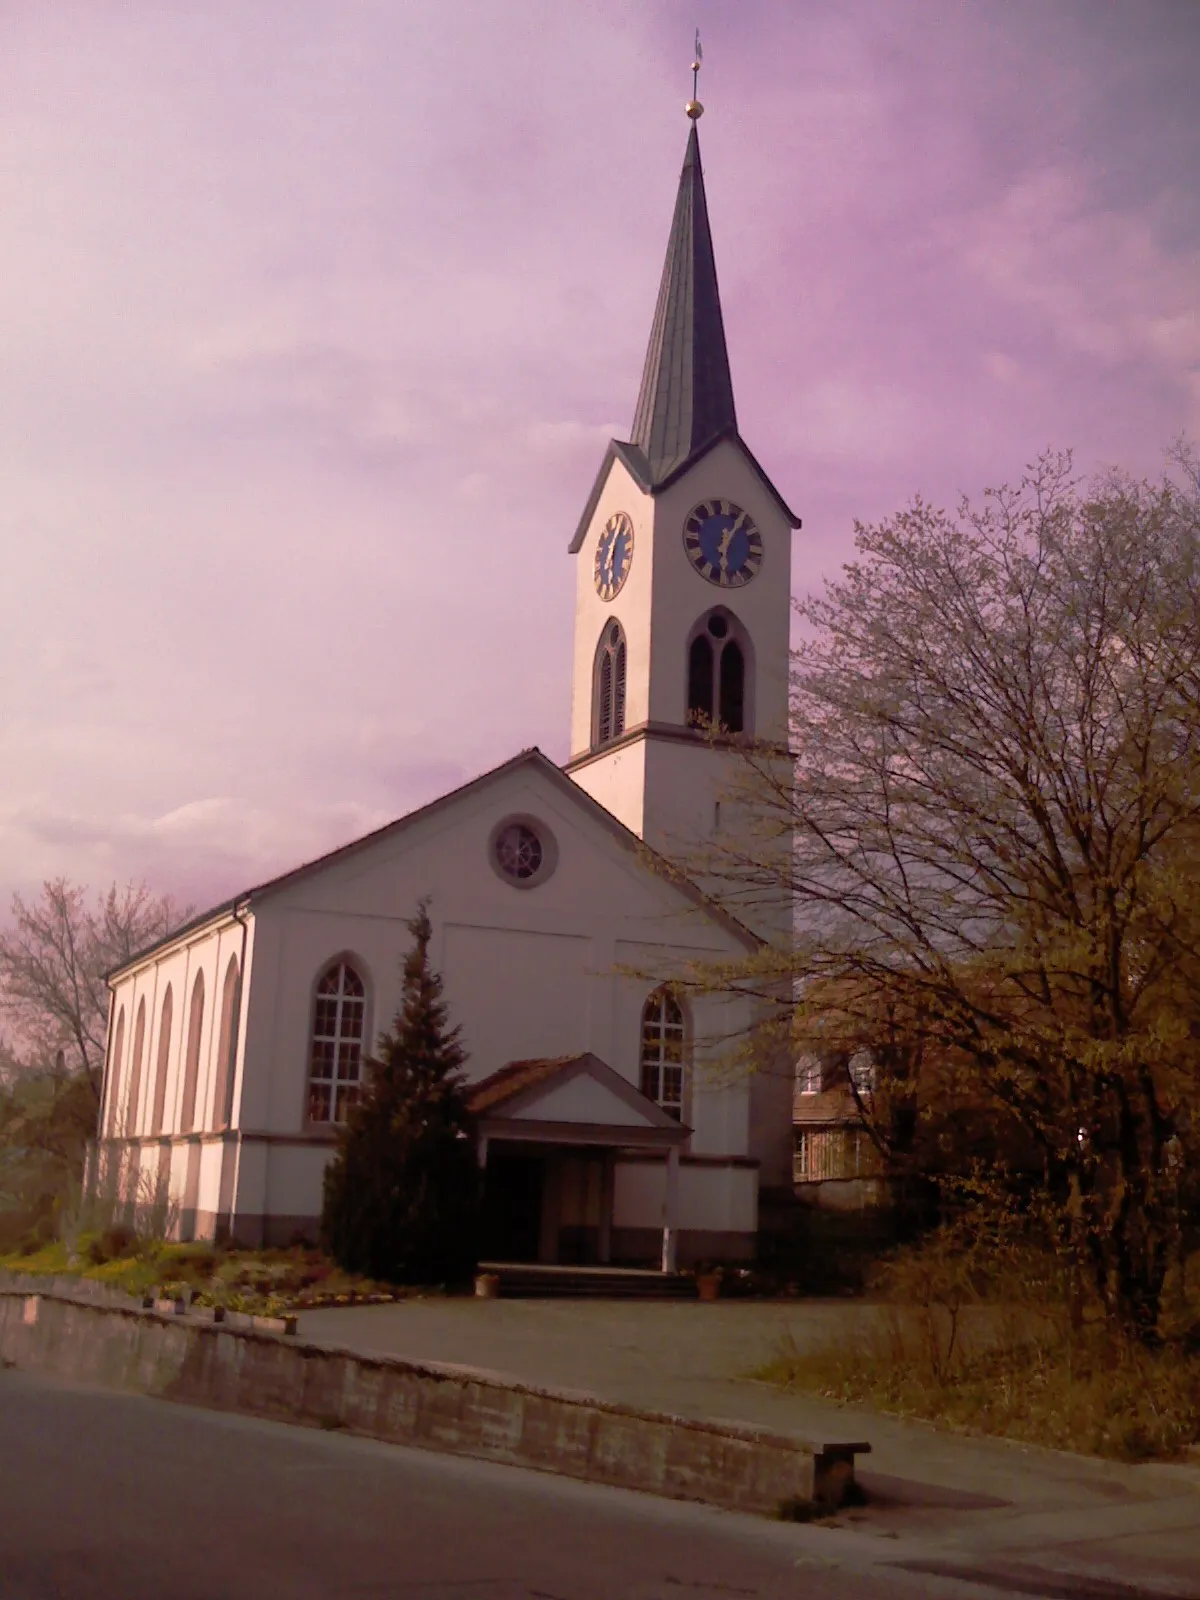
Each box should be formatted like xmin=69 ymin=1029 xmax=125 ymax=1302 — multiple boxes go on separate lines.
xmin=92 ymin=103 xmax=801 ymax=1268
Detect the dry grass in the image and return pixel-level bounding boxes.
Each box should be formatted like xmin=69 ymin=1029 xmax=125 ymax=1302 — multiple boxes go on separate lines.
xmin=757 ymin=1226 xmax=1200 ymax=1463
xmin=758 ymin=1306 xmax=1200 ymax=1461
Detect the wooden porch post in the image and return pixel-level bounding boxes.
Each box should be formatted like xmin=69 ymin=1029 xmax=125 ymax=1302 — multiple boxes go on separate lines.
xmin=661 ymin=1144 xmax=679 ymax=1273
xmin=599 ymin=1152 xmax=615 ymax=1265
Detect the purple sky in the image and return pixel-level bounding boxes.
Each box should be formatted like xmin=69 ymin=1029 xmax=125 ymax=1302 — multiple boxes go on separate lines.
xmin=3 ymin=1 xmax=1198 ymax=914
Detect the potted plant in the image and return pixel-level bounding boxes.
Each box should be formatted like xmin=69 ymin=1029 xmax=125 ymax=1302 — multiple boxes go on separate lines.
xmin=694 ymin=1263 xmax=723 ymax=1302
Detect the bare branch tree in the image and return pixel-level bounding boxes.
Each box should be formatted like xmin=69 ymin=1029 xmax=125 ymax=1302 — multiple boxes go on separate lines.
xmin=679 ymin=448 xmax=1200 ymax=1341
xmin=0 ymin=880 xmax=189 ymax=1104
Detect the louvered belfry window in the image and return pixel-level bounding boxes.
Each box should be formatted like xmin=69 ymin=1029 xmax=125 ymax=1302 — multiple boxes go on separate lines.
xmin=687 ymin=612 xmax=745 ymax=733
xmin=594 ymin=619 xmax=627 ymax=748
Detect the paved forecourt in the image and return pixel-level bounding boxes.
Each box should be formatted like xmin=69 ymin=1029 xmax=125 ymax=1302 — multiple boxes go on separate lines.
xmin=296 ymin=1294 xmax=1200 ymax=1599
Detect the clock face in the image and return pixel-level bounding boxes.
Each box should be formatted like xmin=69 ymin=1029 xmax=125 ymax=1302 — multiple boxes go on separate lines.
xmin=594 ymin=511 xmax=635 ymax=601
xmin=683 ymin=499 xmax=763 ymax=587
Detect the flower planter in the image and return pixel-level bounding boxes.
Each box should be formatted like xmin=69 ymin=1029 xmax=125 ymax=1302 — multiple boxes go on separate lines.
xmin=695 ymin=1272 xmax=722 ymax=1302
xmin=474 ymin=1272 xmax=500 ymax=1299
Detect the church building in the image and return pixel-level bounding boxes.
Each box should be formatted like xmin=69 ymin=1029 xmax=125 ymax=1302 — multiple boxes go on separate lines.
xmin=93 ymin=96 xmax=801 ymax=1268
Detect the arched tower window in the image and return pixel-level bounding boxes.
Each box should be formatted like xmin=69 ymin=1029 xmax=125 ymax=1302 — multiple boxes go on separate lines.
xmin=150 ymin=985 xmax=173 ymax=1136
xmin=686 ymin=610 xmax=749 ymax=733
xmin=687 ymin=635 xmax=714 ymax=723
xmin=308 ymin=960 xmax=366 ymax=1124
xmin=212 ymin=955 xmax=241 ymax=1132
xmin=126 ymin=998 xmax=147 ymax=1136
xmin=639 ymin=988 xmax=687 ymax=1121
xmin=105 ymin=1007 xmax=126 ymax=1136
xmin=593 ymin=619 xmax=627 ymax=748
xmin=179 ymin=971 xmax=205 ymax=1133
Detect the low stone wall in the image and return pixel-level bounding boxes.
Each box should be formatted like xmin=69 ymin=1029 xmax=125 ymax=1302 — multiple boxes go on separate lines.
xmin=0 ymin=1289 xmax=868 ymax=1516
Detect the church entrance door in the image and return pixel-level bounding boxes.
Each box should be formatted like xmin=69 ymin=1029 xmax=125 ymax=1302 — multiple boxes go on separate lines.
xmin=482 ymin=1148 xmax=545 ymax=1262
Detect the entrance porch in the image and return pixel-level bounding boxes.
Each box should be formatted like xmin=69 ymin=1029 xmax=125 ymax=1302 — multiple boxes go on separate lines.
xmin=468 ymin=1054 xmax=688 ymax=1271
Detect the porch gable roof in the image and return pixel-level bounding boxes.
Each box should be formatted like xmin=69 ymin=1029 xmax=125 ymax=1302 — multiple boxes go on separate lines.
xmin=468 ymin=1053 xmax=688 ymax=1146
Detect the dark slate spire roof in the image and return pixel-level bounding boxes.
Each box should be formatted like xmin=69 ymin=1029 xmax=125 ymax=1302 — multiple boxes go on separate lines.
xmin=569 ymin=117 xmax=800 ymax=551
xmin=629 ymin=123 xmax=737 ymax=484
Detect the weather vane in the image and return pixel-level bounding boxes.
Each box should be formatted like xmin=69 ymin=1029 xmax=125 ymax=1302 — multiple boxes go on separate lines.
xmin=687 ymin=29 xmax=703 ymax=120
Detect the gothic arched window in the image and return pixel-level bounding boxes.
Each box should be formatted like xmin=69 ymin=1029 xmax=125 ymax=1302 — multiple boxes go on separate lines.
xmin=126 ymin=999 xmax=146 ymax=1136
xmin=212 ymin=955 xmax=241 ymax=1132
xmin=593 ymin=619 xmax=627 ymax=747
xmin=179 ymin=971 xmax=205 ymax=1133
xmin=308 ymin=960 xmax=366 ymax=1124
xmin=686 ymin=611 xmax=749 ymax=733
xmin=150 ymin=985 xmax=173 ymax=1136
xmin=640 ymin=988 xmax=686 ymax=1121
xmin=105 ymin=1007 xmax=126 ymax=1136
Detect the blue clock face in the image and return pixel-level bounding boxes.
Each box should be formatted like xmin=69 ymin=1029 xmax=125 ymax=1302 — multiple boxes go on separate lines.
xmin=683 ymin=499 xmax=763 ymax=587
xmin=594 ymin=511 xmax=635 ymax=601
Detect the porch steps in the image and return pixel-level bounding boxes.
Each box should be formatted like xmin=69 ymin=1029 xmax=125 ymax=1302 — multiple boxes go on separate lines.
xmin=480 ymin=1263 xmax=696 ymax=1300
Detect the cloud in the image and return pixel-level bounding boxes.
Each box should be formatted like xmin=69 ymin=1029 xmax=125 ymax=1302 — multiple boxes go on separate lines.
xmin=0 ymin=2 xmax=1197 ymax=912
xmin=956 ymin=168 xmax=1200 ymax=410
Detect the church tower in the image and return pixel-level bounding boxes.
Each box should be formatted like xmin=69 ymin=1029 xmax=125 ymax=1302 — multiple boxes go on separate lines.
xmin=565 ymin=99 xmax=800 ymax=868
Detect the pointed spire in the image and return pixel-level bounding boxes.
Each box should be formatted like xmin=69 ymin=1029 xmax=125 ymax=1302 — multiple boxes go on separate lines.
xmin=629 ymin=121 xmax=737 ymax=486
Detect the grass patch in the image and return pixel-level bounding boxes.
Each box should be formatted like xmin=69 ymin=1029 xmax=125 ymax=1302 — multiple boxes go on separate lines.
xmin=755 ymin=1202 xmax=1200 ymax=1463
xmin=757 ymin=1308 xmax=1200 ymax=1462
xmin=0 ymin=1237 xmax=440 ymax=1317
xmin=757 ymin=1228 xmax=1200 ymax=1466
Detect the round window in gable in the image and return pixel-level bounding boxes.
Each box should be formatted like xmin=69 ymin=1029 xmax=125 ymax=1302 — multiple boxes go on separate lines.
xmin=488 ymin=815 xmax=558 ymax=889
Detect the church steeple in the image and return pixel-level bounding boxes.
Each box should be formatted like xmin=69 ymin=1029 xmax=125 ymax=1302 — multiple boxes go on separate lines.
xmin=629 ymin=122 xmax=737 ymax=485
xmin=566 ymin=72 xmax=800 ymax=864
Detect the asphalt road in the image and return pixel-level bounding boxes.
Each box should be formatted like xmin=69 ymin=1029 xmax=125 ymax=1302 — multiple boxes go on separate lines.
xmin=0 ymin=1368 xmax=989 ymax=1600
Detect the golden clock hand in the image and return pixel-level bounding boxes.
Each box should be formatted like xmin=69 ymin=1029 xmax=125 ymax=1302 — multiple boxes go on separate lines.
xmin=718 ymin=523 xmax=734 ymax=574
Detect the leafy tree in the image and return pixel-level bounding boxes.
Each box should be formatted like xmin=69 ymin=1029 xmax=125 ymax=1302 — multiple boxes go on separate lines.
xmin=0 ymin=1069 xmax=97 ymax=1247
xmin=0 ymin=879 xmax=187 ymax=1103
xmin=688 ymin=450 xmax=1200 ymax=1343
xmin=321 ymin=903 xmax=480 ymax=1283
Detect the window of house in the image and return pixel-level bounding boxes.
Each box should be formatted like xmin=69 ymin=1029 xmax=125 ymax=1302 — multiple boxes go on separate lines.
xmin=150 ymin=986 xmax=173 ymax=1136
xmin=795 ymin=1054 xmax=822 ymax=1096
xmin=212 ymin=955 xmax=240 ymax=1131
xmin=849 ymin=1050 xmax=875 ymax=1094
xmin=307 ymin=961 xmax=366 ymax=1124
xmin=179 ymin=970 xmax=205 ymax=1133
xmin=126 ymin=999 xmax=146 ymax=1136
xmin=594 ymin=619 xmax=627 ymax=746
xmin=105 ymin=1007 xmax=126 ymax=1136
xmin=687 ymin=612 xmax=747 ymax=733
xmin=793 ymin=1125 xmax=878 ymax=1183
xmin=489 ymin=815 xmax=558 ymax=889
xmin=495 ymin=822 xmax=543 ymax=881
xmin=640 ymin=988 xmax=686 ymax=1120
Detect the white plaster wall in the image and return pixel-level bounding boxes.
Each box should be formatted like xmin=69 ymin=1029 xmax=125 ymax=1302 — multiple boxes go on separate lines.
xmin=647 ymin=439 xmax=794 ymax=741
xmin=102 ymin=916 xmax=250 ymax=1143
xmin=196 ymin=1139 xmax=227 ymax=1218
xmin=243 ymin=760 xmax=751 ymax=1142
xmin=569 ymin=458 xmax=655 ymax=757
xmin=568 ymin=438 xmax=796 ymax=854
xmin=568 ymin=739 xmax=647 ymax=840
xmin=612 ymin=1159 xmax=757 ymax=1234
xmin=264 ymin=1144 xmax=334 ymax=1218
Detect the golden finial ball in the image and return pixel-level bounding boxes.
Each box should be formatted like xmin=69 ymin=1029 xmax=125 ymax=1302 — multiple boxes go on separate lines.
xmin=685 ymin=99 xmax=704 ymax=119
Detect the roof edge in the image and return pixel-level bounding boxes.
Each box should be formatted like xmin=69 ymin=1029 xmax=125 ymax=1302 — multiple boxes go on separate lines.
xmin=568 ymin=431 xmax=800 ymax=554
xmin=105 ymin=895 xmax=248 ymax=985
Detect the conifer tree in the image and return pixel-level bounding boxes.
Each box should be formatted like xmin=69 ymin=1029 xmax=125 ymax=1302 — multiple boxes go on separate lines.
xmin=320 ymin=903 xmax=479 ymax=1283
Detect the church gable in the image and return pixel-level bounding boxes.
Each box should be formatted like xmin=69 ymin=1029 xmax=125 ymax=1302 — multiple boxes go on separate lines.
xmin=252 ymin=748 xmax=755 ymax=953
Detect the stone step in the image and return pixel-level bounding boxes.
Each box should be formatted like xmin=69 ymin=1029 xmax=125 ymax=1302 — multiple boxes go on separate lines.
xmin=478 ymin=1263 xmax=697 ymax=1300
